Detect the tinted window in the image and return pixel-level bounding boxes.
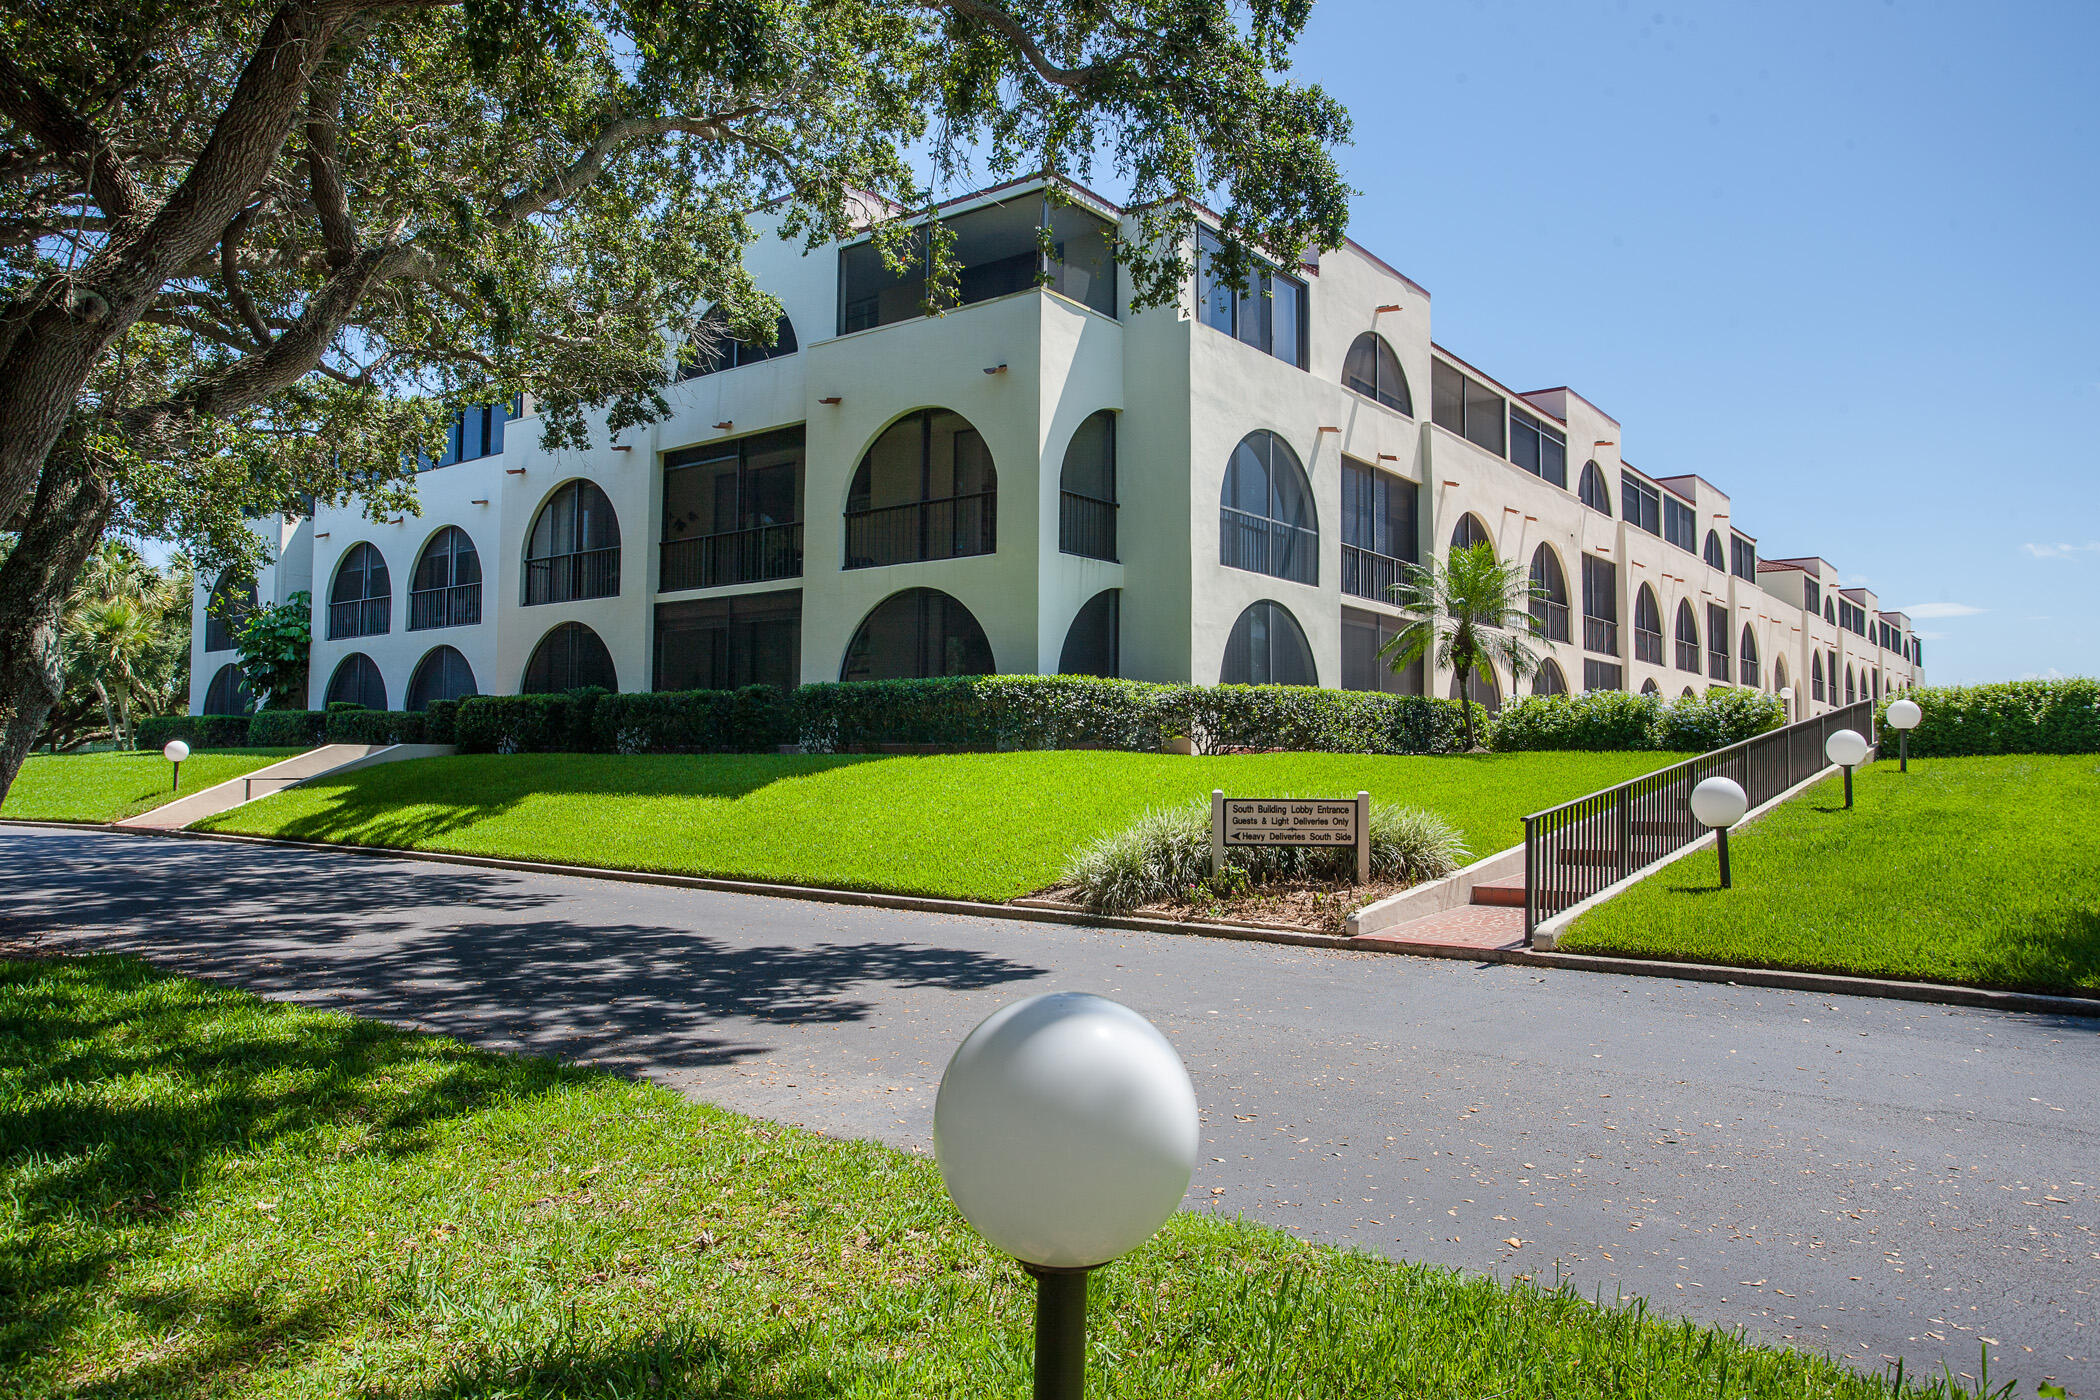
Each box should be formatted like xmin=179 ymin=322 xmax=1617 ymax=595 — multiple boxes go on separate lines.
xmin=1220 ymin=600 xmax=1316 ymax=686
xmin=841 ymin=587 xmax=994 ymax=680
xmin=1343 ymin=333 xmax=1412 ymax=414
xmin=1510 ymin=410 xmax=1567 ymax=488
xmin=1620 ymin=473 xmax=1661 ymax=536
xmin=655 ymin=589 xmax=802 ymax=693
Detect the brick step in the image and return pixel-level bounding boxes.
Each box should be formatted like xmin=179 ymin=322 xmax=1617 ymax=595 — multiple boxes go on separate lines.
xmin=1469 ymin=876 xmax=1526 ymax=908
xmin=1357 ymin=902 xmax=1526 ymax=953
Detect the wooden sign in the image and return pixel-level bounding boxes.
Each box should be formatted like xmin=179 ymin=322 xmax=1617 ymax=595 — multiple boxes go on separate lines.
xmin=1211 ymin=790 xmax=1370 ymax=884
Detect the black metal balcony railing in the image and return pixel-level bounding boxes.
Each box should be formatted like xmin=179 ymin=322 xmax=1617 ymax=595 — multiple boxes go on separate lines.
xmin=327 ymin=597 xmax=389 ymax=640
xmin=408 ymin=583 xmax=482 ymax=631
xmin=524 ymin=546 xmax=621 ymax=605
xmin=1741 ymin=660 xmax=1761 ymax=689
xmin=660 ymin=522 xmax=804 ymax=592
xmin=1676 ymin=637 xmax=1700 ymax=672
xmin=844 ymin=491 xmax=996 ymax=569
xmin=1059 ymin=492 xmax=1118 ymax=562
xmin=1634 ymin=626 xmax=1663 ymax=665
xmin=1529 ymin=597 xmax=1571 ymax=643
xmin=1342 ymin=544 xmax=1410 ymax=602
xmin=1709 ymin=648 xmax=1730 ymax=682
xmin=1583 ymin=614 xmax=1619 ymax=656
xmin=1220 ymin=507 xmax=1318 ymax=585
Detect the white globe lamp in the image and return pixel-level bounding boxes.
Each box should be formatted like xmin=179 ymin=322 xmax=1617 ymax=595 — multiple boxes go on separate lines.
xmin=1885 ymin=698 xmax=1923 ymax=772
xmin=162 ymin=739 xmax=191 ymax=791
xmin=1825 ymin=727 xmax=1870 ymax=808
xmin=1689 ymin=776 xmax=1749 ymax=888
xmin=935 ymin=992 xmax=1199 ymax=1399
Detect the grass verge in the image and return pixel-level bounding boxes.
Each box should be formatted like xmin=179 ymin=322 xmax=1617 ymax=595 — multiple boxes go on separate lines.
xmin=2 ymin=750 xmax=302 ymax=824
xmin=1562 ymin=755 xmax=2100 ymax=993
xmin=196 ymin=749 xmax=1680 ymax=903
xmin=0 ymin=953 xmax=1992 ymax=1399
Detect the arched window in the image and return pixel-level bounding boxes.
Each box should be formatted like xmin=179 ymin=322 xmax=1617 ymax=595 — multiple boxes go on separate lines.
xmin=1681 ymin=685 xmax=1696 ymax=699
xmin=1739 ymin=624 xmax=1761 ymax=689
xmin=327 ymin=543 xmax=391 ymax=640
xmin=1342 ymin=332 xmax=1412 ymax=414
xmin=841 ymin=587 xmax=994 ymax=681
xmin=1578 ymin=460 xmax=1611 ymax=514
xmin=1674 ymin=599 xmax=1700 ymax=673
xmin=1528 ymin=546 xmax=1570 ymax=642
xmin=1824 ymin=598 xmax=1836 ymax=625
xmin=1640 ymin=677 xmax=1660 ymax=697
xmin=1704 ymin=531 xmax=1726 ymax=570
xmin=1058 ymin=411 xmax=1117 ymax=561
xmin=1775 ymin=656 xmax=1790 ymax=697
xmin=1449 ymin=513 xmax=1491 ymax=553
xmin=523 ymin=621 xmax=618 ymax=693
xmin=845 ymin=409 xmax=997 ymax=568
xmin=1533 ymin=659 xmax=1568 ymax=696
xmin=325 ymin=652 xmax=387 ymax=710
xmin=409 ymin=526 xmax=482 ymax=630
xmin=1812 ymin=650 xmax=1826 ymax=701
xmin=204 ymin=570 xmax=256 ymax=652
xmin=1220 ymin=431 xmax=1317 ymax=584
xmin=525 ymin=480 xmax=621 ymax=604
xmin=1057 ymin=589 xmax=1120 ymax=677
xmin=1221 ymin=600 xmax=1316 ymax=686
xmin=1633 ymin=585 xmax=1664 ymax=665
xmin=1845 ymin=667 xmax=1856 ymax=704
xmin=406 ymin=646 xmax=478 ymax=711
xmin=678 ymin=308 xmax=798 ymax=378
xmin=202 ymin=662 xmax=254 ymax=715
xmin=1447 ymin=663 xmax=1502 ymax=714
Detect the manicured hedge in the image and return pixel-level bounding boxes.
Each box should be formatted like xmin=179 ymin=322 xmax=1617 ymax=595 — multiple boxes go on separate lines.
xmin=455 ymin=690 xmax=610 ymax=754
xmin=1654 ymin=687 xmax=1787 ymax=752
xmin=1177 ymin=684 xmax=1467 ymax=755
xmin=321 ymin=708 xmax=428 ymax=745
xmin=137 ymin=714 xmax=254 ymax=750
xmin=250 ymin=710 xmax=327 ymax=747
xmin=1880 ymin=679 xmax=2100 ymax=756
xmin=1490 ymin=688 xmax=1786 ymax=754
xmin=596 ymin=686 xmax=794 ymax=755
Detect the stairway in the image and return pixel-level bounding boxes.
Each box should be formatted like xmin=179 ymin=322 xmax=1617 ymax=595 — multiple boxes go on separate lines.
xmin=1352 ymin=874 xmax=1527 ymax=954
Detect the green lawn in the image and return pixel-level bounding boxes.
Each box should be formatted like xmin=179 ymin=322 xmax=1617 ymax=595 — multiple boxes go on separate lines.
xmin=0 ymin=954 xmax=1989 ymax=1400
xmin=1 ymin=749 xmax=302 ymax=824
xmin=1563 ymin=755 xmax=2100 ymax=994
xmin=199 ymin=749 xmax=1681 ymax=902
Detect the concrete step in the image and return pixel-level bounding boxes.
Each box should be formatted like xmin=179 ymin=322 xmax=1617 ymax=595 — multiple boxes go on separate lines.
xmin=1355 ymin=902 xmax=1526 ymax=955
xmin=1469 ymin=876 xmax=1526 ymax=908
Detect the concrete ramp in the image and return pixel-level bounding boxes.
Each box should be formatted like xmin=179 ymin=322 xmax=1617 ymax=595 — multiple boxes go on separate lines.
xmin=116 ymin=743 xmax=455 ymax=831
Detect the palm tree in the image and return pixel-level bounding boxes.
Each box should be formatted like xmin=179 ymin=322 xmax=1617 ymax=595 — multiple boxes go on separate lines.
xmin=60 ymin=542 xmax=185 ymax=748
xmin=1379 ymin=541 xmax=1549 ymax=752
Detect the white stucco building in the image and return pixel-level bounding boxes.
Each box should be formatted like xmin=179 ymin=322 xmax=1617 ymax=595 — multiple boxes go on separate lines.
xmin=191 ymin=175 xmax=1923 ymax=719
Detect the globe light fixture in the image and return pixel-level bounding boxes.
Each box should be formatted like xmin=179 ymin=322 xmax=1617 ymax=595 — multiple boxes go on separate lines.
xmin=1885 ymin=698 xmax=1922 ymax=773
xmin=1825 ymin=727 xmax=1870 ymax=808
xmin=934 ymin=993 xmax=1200 ymax=1400
xmin=162 ymin=739 xmax=191 ymax=792
xmin=1689 ymin=775 xmax=1750 ymax=888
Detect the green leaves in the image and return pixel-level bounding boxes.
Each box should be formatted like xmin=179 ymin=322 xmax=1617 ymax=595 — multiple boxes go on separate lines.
xmin=234 ymin=591 xmax=313 ymax=710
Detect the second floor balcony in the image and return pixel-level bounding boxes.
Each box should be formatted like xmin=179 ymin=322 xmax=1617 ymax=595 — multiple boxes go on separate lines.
xmin=845 ymin=492 xmax=996 ymax=570
xmin=525 ymin=546 xmax=621 ymax=606
xmin=1342 ymin=544 xmax=1409 ymax=603
xmin=409 ymin=583 xmax=482 ymax=631
xmin=661 ymin=522 xmax=804 ymax=592
xmin=1583 ymin=615 xmax=1619 ymax=657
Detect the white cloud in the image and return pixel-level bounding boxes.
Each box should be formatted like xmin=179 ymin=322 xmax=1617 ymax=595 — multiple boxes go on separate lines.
xmin=1914 ymin=630 xmax=1948 ymax=641
xmin=2021 ymin=667 xmax=2070 ymax=681
xmin=2021 ymin=541 xmax=2100 ymax=559
xmin=1900 ymin=602 xmax=1986 ymax=619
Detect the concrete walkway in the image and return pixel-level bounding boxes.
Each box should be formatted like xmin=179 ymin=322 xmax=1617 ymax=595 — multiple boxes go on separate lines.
xmin=114 ymin=743 xmax=456 ymax=830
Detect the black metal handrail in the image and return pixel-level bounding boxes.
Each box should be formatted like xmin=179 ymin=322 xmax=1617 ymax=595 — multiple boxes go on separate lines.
xmin=1583 ymin=614 xmax=1619 ymax=656
xmin=1059 ymin=491 xmax=1117 ymax=561
xmin=1530 ymin=597 xmax=1571 ymax=643
xmin=524 ymin=546 xmax=621 ymax=605
xmin=327 ymin=597 xmax=389 ymax=639
xmin=408 ymin=583 xmax=482 ymax=631
xmin=844 ymin=491 xmax=996 ymax=569
xmin=1220 ymin=506 xmax=1317 ymax=584
xmin=1521 ymin=698 xmax=1876 ymax=936
xmin=660 ymin=521 xmax=803 ymax=592
xmin=1342 ymin=544 xmax=1410 ymax=602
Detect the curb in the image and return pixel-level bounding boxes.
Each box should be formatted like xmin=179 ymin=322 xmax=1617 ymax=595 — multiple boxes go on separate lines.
xmin=9 ymin=821 xmax=2096 ymax=1020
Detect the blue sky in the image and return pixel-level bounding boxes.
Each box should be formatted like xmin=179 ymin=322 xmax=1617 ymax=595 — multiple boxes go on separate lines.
xmin=1267 ymin=0 xmax=2097 ymax=683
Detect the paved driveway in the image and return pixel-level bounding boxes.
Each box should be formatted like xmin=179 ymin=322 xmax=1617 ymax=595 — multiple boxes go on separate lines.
xmin=3 ymin=824 xmax=2093 ymax=1393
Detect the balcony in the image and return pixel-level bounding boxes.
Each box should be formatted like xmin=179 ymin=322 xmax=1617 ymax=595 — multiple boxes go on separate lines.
xmin=1634 ymin=626 xmax=1663 ymax=665
xmin=1220 ymin=507 xmax=1317 ymax=585
xmin=845 ymin=492 xmax=996 ymax=570
xmin=327 ymin=597 xmax=389 ymax=640
xmin=1059 ymin=491 xmax=1117 ymax=562
xmin=408 ymin=583 xmax=482 ymax=631
xmin=1675 ymin=638 xmax=1700 ymax=672
xmin=525 ymin=546 xmax=621 ymax=605
xmin=660 ymin=523 xmax=804 ymax=593
xmin=1530 ymin=597 xmax=1571 ymax=644
xmin=1583 ymin=615 xmax=1619 ymax=656
xmin=1343 ymin=544 xmax=1411 ymax=603
xmin=1709 ymin=649 xmax=1730 ymax=682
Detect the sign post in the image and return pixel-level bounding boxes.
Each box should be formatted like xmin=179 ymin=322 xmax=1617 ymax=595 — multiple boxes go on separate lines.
xmin=1211 ymin=791 xmax=1372 ymax=884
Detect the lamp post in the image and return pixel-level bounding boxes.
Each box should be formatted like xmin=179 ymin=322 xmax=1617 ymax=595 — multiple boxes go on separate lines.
xmin=1825 ymin=728 xmax=1869 ymax=809
xmin=1689 ymin=776 xmax=1749 ymax=888
xmin=162 ymin=739 xmax=190 ymax=792
xmin=1885 ymin=698 xmax=1922 ymax=772
xmin=934 ymin=993 xmax=1200 ymax=1400
xmin=1778 ymin=685 xmax=1794 ymax=723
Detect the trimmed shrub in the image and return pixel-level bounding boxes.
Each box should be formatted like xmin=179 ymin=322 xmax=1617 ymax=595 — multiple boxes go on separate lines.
xmin=593 ymin=686 xmax=793 ymax=755
xmin=792 ymin=677 xmax=1003 ymax=751
xmin=249 ymin=710 xmax=326 ymax=747
xmin=1489 ymin=692 xmax=1663 ymax=753
xmin=1655 ymin=687 xmax=1785 ymax=751
xmin=1883 ymin=678 xmax=2100 ymax=756
xmin=456 ymin=694 xmax=584 ymax=754
xmin=322 ymin=709 xmax=427 ymax=745
xmin=423 ymin=699 xmax=462 ymax=745
xmin=137 ymin=714 xmax=252 ymax=750
xmin=1179 ymin=684 xmax=1468 ymax=756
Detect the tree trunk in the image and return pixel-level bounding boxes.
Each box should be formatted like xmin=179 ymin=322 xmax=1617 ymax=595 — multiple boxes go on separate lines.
xmin=0 ymin=455 xmax=117 ymax=805
xmin=1457 ymin=674 xmax=1477 ymax=752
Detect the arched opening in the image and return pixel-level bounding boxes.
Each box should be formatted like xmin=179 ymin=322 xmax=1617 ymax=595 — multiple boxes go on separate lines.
xmin=1845 ymin=667 xmax=1856 ymax=704
xmin=1633 ymin=585 xmax=1664 ymax=665
xmin=410 ymin=526 xmax=482 ymax=630
xmin=1533 ymin=659 xmax=1568 ymax=696
xmin=1812 ymin=650 xmax=1826 ymax=701
xmin=1448 ymin=512 xmax=1492 ymax=553
xmin=1221 ymin=430 xmax=1317 ymax=584
xmin=846 ymin=409 xmax=997 ymax=568
xmin=407 ymin=646 xmax=479 ymax=711
xmin=525 ymin=479 xmax=621 ymax=604
xmin=841 ymin=587 xmax=995 ymax=681
xmin=1739 ymin=625 xmax=1761 ymax=688
xmin=1342 ymin=332 xmax=1413 ymax=414
xmin=1704 ymin=530 xmax=1726 ymax=570
xmin=203 ymin=663 xmax=254 ymax=715
xmin=327 ymin=544 xmax=391 ymax=640
xmin=1640 ymin=677 xmax=1660 ymax=697
xmin=523 ymin=621 xmax=618 ymax=693
xmin=1578 ymin=460 xmax=1611 ymax=514
xmin=1775 ymin=657 xmax=1790 ymax=696
xmin=1057 ymin=589 xmax=1120 ymax=677
xmin=325 ymin=652 xmax=387 ymax=710
xmin=1447 ymin=662 xmax=1502 ymax=714
xmin=1824 ymin=598 xmax=1836 ymax=625
xmin=1058 ymin=411 xmax=1117 ymax=561
xmin=1528 ymin=545 xmax=1570 ymax=642
xmin=1221 ymin=600 xmax=1316 ymax=686
xmin=1674 ymin=599 xmax=1700 ymax=672
xmin=678 ymin=308 xmax=798 ymax=378
xmin=1681 ymin=686 xmax=1696 ymax=699
xmin=204 ymin=570 xmax=256 ymax=653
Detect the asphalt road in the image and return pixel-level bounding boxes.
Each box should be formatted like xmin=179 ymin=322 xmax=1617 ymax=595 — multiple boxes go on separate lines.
xmin=3 ymin=823 xmax=2094 ymax=1394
